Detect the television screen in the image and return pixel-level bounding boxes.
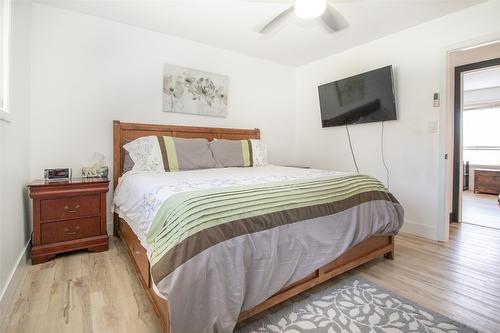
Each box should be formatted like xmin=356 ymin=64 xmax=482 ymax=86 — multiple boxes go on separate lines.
xmin=318 ymin=66 xmax=397 ymax=127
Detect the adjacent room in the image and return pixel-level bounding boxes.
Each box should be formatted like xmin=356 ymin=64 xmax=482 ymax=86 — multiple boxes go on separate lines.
xmin=461 ymin=66 xmax=500 ymax=229
xmin=1 ymin=1 xmax=500 ymax=333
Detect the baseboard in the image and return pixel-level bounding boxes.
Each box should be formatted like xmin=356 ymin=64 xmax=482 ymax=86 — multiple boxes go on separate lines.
xmin=0 ymin=241 xmax=30 ymax=326
xmin=400 ymin=220 xmax=438 ymax=241
xmin=107 ymin=222 xmax=114 ymax=236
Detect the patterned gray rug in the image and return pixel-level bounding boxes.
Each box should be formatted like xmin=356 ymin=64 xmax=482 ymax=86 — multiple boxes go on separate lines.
xmin=236 ymin=275 xmax=476 ymax=333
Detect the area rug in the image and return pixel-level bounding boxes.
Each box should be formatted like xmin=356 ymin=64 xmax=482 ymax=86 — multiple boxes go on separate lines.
xmin=236 ymin=275 xmax=476 ymax=333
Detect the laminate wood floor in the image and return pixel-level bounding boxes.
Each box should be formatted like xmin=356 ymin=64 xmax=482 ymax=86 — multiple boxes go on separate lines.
xmin=462 ymin=190 xmax=500 ymax=229
xmin=1 ymin=223 xmax=499 ymax=333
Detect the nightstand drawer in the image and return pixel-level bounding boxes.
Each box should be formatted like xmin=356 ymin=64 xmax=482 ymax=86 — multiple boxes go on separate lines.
xmin=41 ymin=217 xmax=100 ymax=244
xmin=41 ymin=194 xmax=100 ymax=221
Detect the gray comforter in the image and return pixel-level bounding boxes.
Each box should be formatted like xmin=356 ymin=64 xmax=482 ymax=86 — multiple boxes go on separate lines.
xmin=143 ymin=173 xmax=404 ymax=333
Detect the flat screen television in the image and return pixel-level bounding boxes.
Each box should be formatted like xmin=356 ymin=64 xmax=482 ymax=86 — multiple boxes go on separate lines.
xmin=318 ymin=65 xmax=397 ymax=127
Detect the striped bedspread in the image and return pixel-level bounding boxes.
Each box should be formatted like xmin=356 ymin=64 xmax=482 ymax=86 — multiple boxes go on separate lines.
xmin=144 ymin=173 xmax=403 ymax=333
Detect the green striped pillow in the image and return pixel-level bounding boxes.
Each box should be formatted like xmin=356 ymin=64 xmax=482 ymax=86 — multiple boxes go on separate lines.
xmin=124 ymin=136 xmax=217 ymax=172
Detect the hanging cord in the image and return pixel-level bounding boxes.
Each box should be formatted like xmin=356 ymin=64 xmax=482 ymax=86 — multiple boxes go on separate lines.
xmin=345 ymin=123 xmax=359 ymax=174
xmin=381 ymin=121 xmax=390 ymax=189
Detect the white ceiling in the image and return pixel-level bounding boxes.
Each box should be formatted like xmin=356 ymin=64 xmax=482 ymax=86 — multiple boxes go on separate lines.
xmin=36 ymin=0 xmax=484 ymax=66
xmin=464 ymin=66 xmax=500 ymax=91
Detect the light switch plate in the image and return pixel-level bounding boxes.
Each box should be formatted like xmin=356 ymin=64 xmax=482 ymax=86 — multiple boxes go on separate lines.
xmin=433 ymin=93 xmax=440 ymax=107
xmin=428 ymin=121 xmax=438 ymax=133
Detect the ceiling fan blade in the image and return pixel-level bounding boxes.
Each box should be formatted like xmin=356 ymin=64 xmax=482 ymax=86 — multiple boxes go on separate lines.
xmin=329 ymin=0 xmax=360 ymax=3
xmin=243 ymin=0 xmax=293 ymax=3
xmin=259 ymin=6 xmax=294 ymax=34
xmin=161 ymin=0 xmax=292 ymax=2
xmin=321 ymin=4 xmax=350 ymax=32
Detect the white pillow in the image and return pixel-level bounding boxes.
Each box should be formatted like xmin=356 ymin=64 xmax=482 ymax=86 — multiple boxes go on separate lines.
xmin=250 ymin=139 xmax=268 ymax=167
xmin=123 ymin=136 xmax=163 ymax=172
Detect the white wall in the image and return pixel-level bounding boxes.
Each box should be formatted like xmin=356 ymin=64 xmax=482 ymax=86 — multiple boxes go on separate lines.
xmin=30 ymin=3 xmax=296 ymax=230
xmin=294 ymin=0 xmax=500 ymax=240
xmin=0 ymin=0 xmax=32 ymax=314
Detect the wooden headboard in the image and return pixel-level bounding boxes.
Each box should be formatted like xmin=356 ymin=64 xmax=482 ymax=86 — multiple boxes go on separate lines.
xmin=113 ymin=121 xmax=260 ymax=189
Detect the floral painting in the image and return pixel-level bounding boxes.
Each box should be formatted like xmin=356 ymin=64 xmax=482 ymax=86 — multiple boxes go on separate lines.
xmin=163 ymin=64 xmax=228 ymax=117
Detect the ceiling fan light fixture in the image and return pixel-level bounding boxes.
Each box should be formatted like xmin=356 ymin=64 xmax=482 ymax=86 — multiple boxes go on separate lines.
xmin=294 ymin=0 xmax=326 ymax=19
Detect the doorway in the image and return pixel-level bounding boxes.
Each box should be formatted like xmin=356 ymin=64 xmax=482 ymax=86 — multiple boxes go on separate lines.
xmin=451 ymin=58 xmax=500 ymax=229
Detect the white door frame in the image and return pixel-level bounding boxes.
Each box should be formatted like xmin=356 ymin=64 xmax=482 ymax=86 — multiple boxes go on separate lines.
xmin=438 ymin=33 xmax=500 ymax=242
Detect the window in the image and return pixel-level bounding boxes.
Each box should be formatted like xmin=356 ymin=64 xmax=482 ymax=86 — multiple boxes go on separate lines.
xmin=0 ymin=0 xmax=11 ymax=120
xmin=463 ymin=107 xmax=500 ymax=165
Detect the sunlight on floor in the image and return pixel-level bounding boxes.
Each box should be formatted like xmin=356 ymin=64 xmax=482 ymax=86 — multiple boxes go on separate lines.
xmin=462 ymin=190 xmax=500 ymax=229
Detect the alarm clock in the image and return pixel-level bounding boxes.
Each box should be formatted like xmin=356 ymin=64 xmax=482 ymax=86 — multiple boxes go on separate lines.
xmin=44 ymin=168 xmax=72 ymax=180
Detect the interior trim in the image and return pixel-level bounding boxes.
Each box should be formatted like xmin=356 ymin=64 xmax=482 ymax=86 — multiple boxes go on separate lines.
xmin=0 ymin=240 xmax=30 ymax=318
xmin=451 ymin=57 xmax=500 ymax=222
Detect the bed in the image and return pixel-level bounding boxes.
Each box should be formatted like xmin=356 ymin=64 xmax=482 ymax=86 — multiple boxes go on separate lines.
xmin=112 ymin=121 xmax=403 ymax=333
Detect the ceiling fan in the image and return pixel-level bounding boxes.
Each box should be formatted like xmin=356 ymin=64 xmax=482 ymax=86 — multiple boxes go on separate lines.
xmin=258 ymin=0 xmax=352 ymax=34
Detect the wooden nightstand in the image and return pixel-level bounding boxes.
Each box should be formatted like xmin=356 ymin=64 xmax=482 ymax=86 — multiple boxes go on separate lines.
xmin=28 ymin=178 xmax=109 ymax=264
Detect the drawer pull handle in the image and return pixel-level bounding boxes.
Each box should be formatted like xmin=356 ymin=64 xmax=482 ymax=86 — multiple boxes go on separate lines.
xmin=64 ymin=204 xmax=80 ymax=213
xmin=64 ymin=226 xmax=80 ymax=235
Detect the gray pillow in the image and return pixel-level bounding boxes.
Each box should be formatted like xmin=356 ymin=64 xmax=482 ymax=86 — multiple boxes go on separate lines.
xmin=122 ymin=139 xmax=135 ymax=173
xmin=209 ymin=139 xmax=253 ymax=168
xmin=123 ymin=150 xmax=135 ymax=173
xmin=167 ymin=137 xmax=217 ymax=171
xmin=123 ymin=136 xmax=218 ymax=173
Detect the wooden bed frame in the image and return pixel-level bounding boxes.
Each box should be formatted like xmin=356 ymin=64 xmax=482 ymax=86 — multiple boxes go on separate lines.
xmin=112 ymin=120 xmax=395 ymax=332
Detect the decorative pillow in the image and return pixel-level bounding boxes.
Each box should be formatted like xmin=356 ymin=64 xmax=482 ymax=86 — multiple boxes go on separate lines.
xmin=210 ymin=139 xmax=267 ymax=168
xmin=123 ymin=136 xmax=217 ymax=172
xmin=250 ymin=139 xmax=268 ymax=167
xmin=124 ymin=136 xmax=164 ymax=172
xmin=160 ymin=136 xmax=218 ymax=171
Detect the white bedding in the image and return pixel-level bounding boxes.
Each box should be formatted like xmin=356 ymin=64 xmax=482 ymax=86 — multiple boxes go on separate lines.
xmin=113 ymin=166 xmax=346 ymax=254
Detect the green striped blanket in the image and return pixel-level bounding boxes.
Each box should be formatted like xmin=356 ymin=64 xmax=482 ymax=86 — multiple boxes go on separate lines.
xmin=146 ymin=174 xmax=396 ymax=283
